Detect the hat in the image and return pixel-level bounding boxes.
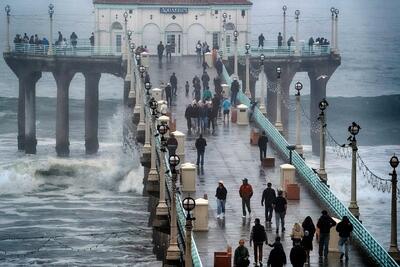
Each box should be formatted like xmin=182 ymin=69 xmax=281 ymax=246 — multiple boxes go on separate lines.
xmin=218 ymin=180 xmax=224 ymax=184
xmin=321 ymin=210 xmax=328 ymax=215
xmin=242 ymin=178 xmax=248 ymax=182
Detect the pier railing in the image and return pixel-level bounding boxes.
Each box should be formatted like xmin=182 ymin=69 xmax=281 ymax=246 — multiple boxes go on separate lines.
xmin=10 ymin=43 xmax=120 ymax=56
xmin=222 ymin=65 xmax=399 ymax=267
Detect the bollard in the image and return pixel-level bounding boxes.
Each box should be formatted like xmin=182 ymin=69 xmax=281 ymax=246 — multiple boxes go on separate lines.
xmin=151 ymin=88 xmax=162 ymax=101
xmin=236 ymin=104 xmax=249 ymax=125
xmin=280 ymin=164 xmax=296 ymax=191
xmin=181 ymin=162 xmax=196 ymax=192
xmin=204 ymin=52 xmax=213 ymax=67
xmin=193 ymin=198 xmax=208 ymax=231
xmin=172 ymin=130 xmax=185 ymax=163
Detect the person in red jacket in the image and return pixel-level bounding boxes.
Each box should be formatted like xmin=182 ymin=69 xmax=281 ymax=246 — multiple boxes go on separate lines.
xmin=239 ymin=178 xmax=253 ymax=218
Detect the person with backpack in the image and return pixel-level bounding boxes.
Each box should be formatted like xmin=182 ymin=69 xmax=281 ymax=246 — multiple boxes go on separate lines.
xmin=272 ymin=190 xmax=287 ymax=233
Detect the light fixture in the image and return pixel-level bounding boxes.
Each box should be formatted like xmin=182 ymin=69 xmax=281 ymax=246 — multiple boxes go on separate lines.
xmin=48 ymin=3 xmax=54 ymax=17
xmin=319 ymin=98 xmax=329 ymax=111
xmin=5 ymin=5 xmax=10 ymax=15
xmin=282 ymin=5 xmax=287 ymax=12
xmin=245 ymin=43 xmax=250 ymax=54
xmin=295 ymin=9 xmax=300 ymax=19
xmin=260 ymin=53 xmax=265 ymax=62
xmin=390 ymin=155 xmax=399 ymax=169
xmin=169 ymin=154 xmax=181 ymax=168
xmin=348 ymin=122 xmax=361 ymax=137
xmin=182 ymin=197 xmax=196 ymax=212
xmin=145 ymin=82 xmax=152 ymax=95
xmin=295 ymin=81 xmax=303 ymax=95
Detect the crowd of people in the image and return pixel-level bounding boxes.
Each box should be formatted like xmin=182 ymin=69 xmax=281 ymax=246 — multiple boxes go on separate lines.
xmin=257 ymin=32 xmax=331 ymax=51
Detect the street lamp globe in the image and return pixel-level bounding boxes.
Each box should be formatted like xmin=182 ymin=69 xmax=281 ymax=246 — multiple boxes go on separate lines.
xmin=330 ymin=7 xmax=336 ymax=14
xmin=127 ymin=30 xmax=132 ymax=38
xmin=390 ymin=155 xmax=399 ymax=169
xmin=182 ymin=197 xmax=196 ymax=212
xmin=139 ymin=65 xmax=146 ymax=74
xmin=295 ymin=9 xmax=300 ymax=19
xmin=145 ymin=82 xmax=152 ymax=95
xmin=260 ymin=53 xmax=265 ymax=62
xmin=157 ymin=124 xmax=169 ymax=136
xmin=334 ymin=9 xmax=339 ymax=15
xmin=169 ymin=154 xmax=181 ymax=168
xmin=135 ymin=53 xmax=141 ymax=61
xmin=245 ymin=43 xmax=250 ymax=54
xmin=5 ymin=5 xmax=10 ymax=15
xmin=348 ymin=122 xmax=361 ymax=136
xmin=123 ymin=11 xmax=128 ymax=20
xmin=295 ymin=81 xmax=303 ymax=94
xmin=233 ymin=30 xmax=239 ymax=38
xmin=319 ymin=98 xmax=329 ymax=111
xmin=48 ymin=3 xmax=54 ymax=17
xmin=276 ymin=66 xmax=281 ymax=74
xmin=130 ymin=42 xmax=135 ymax=52
xmin=222 ymin=12 xmax=227 ymax=19
xmin=282 ymin=5 xmax=287 ymax=12
xmin=149 ymin=98 xmax=158 ymax=115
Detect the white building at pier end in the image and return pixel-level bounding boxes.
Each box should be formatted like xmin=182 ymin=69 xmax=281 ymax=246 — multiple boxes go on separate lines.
xmin=93 ymin=0 xmax=252 ymax=56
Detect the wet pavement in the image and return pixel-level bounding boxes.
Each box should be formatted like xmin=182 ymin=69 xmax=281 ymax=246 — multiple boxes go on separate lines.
xmin=147 ymin=56 xmax=371 ymax=267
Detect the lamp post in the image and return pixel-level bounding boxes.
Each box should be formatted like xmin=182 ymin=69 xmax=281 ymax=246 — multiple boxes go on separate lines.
xmin=282 ymin=5 xmax=287 ymax=45
xmin=123 ymin=11 xmax=128 ymax=60
xmin=48 ymin=3 xmax=54 ymax=55
xmin=128 ymin=42 xmax=136 ymax=101
xmin=389 ymin=154 xmax=400 ymax=261
xmin=156 ymin=118 xmax=170 ymax=216
xmin=294 ymin=10 xmax=300 ymax=55
xmin=137 ymin=65 xmax=146 ymax=132
xmin=275 ymin=67 xmax=283 ymax=133
xmin=295 ymin=81 xmax=303 ymax=157
xmin=245 ymin=43 xmax=251 ymax=98
xmin=133 ymin=59 xmax=143 ymax=115
xmin=317 ymin=98 xmax=328 ymax=183
xmin=5 ymin=5 xmax=11 ymax=52
xmin=166 ymin=154 xmax=181 ymax=261
xmin=233 ymin=30 xmax=239 ymax=77
xmin=348 ymin=122 xmax=361 ymax=219
xmin=259 ymin=53 xmax=266 ymax=114
xmin=334 ymin=9 xmax=339 ymax=53
xmin=222 ymin=12 xmax=227 ymax=60
xmin=182 ymin=197 xmax=196 ymax=267
xmin=148 ymin=98 xmax=159 ymax=182
xmin=143 ymin=82 xmax=152 ymax=154
xmin=125 ymin=31 xmax=133 ymax=81
xmin=330 ymin=7 xmax=336 ymax=53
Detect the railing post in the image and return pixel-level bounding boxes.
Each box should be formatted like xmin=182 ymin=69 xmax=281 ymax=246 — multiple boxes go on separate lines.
xmin=317 ymin=99 xmax=328 ymax=183
xmin=48 ymin=4 xmax=54 ymax=56
xmin=5 ymin=5 xmax=11 ymax=53
xmin=389 ymin=155 xmax=400 ymax=261
xmin=294 ymin=10 xmax=300 ymax=56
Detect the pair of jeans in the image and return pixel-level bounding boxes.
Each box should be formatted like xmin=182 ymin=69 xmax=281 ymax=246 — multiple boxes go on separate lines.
xmin=242 ymin=198 xmax=251 ymax=216
xmin=196 ymin=150 xmax=204 ymax=166
xmin=217 ymin=199 xmax=226 ymax=215
xmin=265 ymin=205 xmax=273 ymax=222
xmin=338 ymin=237 xmax=349 ymax=256
xmin=275 ymin=211 xmax=285 ymax=230
xmin=319 ymin=233 xmax=330 ymax=256
xmin=186 ymin=118 xmax=192 ymax=131
xmin=259 ymin=147 xmax=267 ymax=161
xmin=253 ymin=243 xmax=263 ymax=264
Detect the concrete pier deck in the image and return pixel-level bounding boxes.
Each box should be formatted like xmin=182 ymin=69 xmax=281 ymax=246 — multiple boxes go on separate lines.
xmin=147 ymin=56 xmax=371 ymax=267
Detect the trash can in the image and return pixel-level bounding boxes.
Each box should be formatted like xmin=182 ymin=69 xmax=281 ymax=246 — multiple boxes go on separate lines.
xmin=172 ymin=130 xmax=185 ymax=163
xmin=236 ymin=104 xmax=249 ymax=125
xmin=180 ymin=162 xmax=196 ymax=192
xmin=205 ymin=52 xmax=212 ymax=68
xmin=193 ymin=198 xmax=208 ymax=231
xmin=286 ymin=184 xmax=300 ymax=200
xmin=141 ymin=51 xmax=150 ymax=68
xmin=151 ymin=88 xmax=162 ymax=101
xmin=214 ymin=247 xmax=232 ymax=267
xmin=280 ymin=164 xmax=295 ymax=191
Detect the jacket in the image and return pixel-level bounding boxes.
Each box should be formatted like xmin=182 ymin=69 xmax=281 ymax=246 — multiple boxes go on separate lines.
xmin=258 ymin=135 xmax=268 ymax=148
xmin=195 ymin=137 xmax=207 ymax=151
xmin=273 ymin=196 xmax=287 ymax=213
xmin=250 ymin=224 xmax=267 ymax=243
xmin=234 ymin=245 xmax=250 ymax=267
xmin=216 ymin=186 xmax=227 ymax=200
xmin=267 ymin=246 xmax=287 ymax=267
xmin=336 ymin=221 xmax=353 ymax=238
xmin=261 ymin=187 xmax=276 ymax=206
xmin=317 ymin=215 xmax=337 ymax=234
xmin=239 ymin=184 xmax=253 ymax=199
xmin=290 ymin=245 xmax=307 ymax=267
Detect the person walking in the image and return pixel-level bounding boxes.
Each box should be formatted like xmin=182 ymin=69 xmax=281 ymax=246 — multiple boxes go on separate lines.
xmin=70 ymin=32 xmax=78 ymax=49
xmin=272 ymin=190 xmax=287 ymax=233
xmin=258 ymin=33 xmax=265 ymax=49
xmin=216 ymin=57 xmax=223 ymax=76
xmin=170 ymin=72 xmax=178 ymax=96
xmin=166 ymin=133 xmax=178 ymax=156
xmin=316 ymin=210 xmax=337 ymax=258
xmin=290 ymin=222 xmax=304 ymax=246
xmin=222 ymin=97 xmax=231 ymax=123
xmin=166 ymin=42 xmax=172 ymax=59
xmin=185 ymin=104 xmax=193 ymax=134
xmin=277 ymin=32 xmax=283 ymax=47
xmin=230 ymin=77 xmax=240 ymax=107
xmin=261 ymin=182 xmax=276 ymax=224
xmin=234 ymin=239 xmax=250 ymax=267
xmin=215 ymin=181 xmax=227 ymax=219
xmin=267 ymin=241 xmax=287 ymax=267
xmin=195 ymin=134 xmax=207 ymax=168
xmin=301 ymin=216 xmax=315 ymax=263
xmin=290 ymin=241 xmax=307 ymax=267
xmin=258 ymin=131 xmax=269 ymax=162
xmin=239 ymin=178 xmax=253 ymax=218
xmin=287 ymin=36 xmax=295 ymax=48
xmin=165 ymin=83 xmax=172 ymax=107
xmin=185 ymin=81 xmax=190 ymax=97
xmin=336 ymin=216 xmax=353 ymax=261
xmin=157 ymin=41 xmax=164 ymax=62
xmin=201 ymin=71 xmax=210 ymax=90
xmin=250 ymin=218 xmax=268 ymax=266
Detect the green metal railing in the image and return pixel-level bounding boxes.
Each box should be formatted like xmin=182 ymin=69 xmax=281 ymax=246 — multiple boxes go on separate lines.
xmin=222 ymin=65 xmax=399 ymax=267
xmin=10 ymin=43 xmax=121 ymax=56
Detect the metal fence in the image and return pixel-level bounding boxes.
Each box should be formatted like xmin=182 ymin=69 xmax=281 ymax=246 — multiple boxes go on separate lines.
xmin=222 ymin=65 xmax=399 ymax=267
xmin=10 ymin=43 xmax=120 ymax=56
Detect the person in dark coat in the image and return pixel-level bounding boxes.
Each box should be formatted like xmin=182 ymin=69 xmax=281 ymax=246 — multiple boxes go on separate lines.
xmin=287 ymin=36 xmax=295 ymax=47
xmin=215 ymin=181 xmax=227 ymax=219
xmin=261 ymin=182 xmax=276 ymax=223
xmin=336 ymin=216 xmax=353 ymax=261
xmin=258 ymin=33 xmax=265 ymax=48
xmin=290 ymin=241 xmax=307 ymax=267
xmin=234 ymin=239 xmax=250 ymax=267
xmin=201 ymin=71 xmax=210 ymax=90
xmin=185 ymin=104 xmax=193 ymax=133
xmin=195 ymin=134 xmax=207 ymax=167
xmin=170 ymin=72 xmax=178 ymax=96
xmin=185 ymin=81 xmax=190 ymax=96
xmin=166 ymin=133 xmax=178 ymax=156
xmin=239 ymin=178 xmax=253 ymax=218
xmin=272 ymin=190 xmax=287 ymax=233
xmin=70 ymin=32 xmax=78 ymax=48
xmin=157 ymin=41 xmax=164 ymax=61
xmin=215 ymin=58 xmax=223 ymax=76
xmin=165 ymin=83 xmax=172 ymax=107
xmin=191 ymin=102 xmax=200 ymax=132
xmin=301 ymin=216 xmax=315 ymax=263
xmin=277 ymin=32 xmax=283 ymax=47
xmin=258 ymin=131 xmax=269 ymax=161
xmin=267 ymin=242 xmax=287 ymax=267
xmin=250 ymin=218 xmax=268 ymax=266
xmin=230 ymin=78 xmax=240 ymax=106
xmin=317 ymin=210 xmax=336 ymax=257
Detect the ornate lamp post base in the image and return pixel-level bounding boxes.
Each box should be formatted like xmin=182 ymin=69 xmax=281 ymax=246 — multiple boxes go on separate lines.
xmin=275 ymin=122 xmax=284 ymax=133
xmin=259 ymin=105 xmax=267 ymax=116
xmin=295 ymin=144 xmax=303 ymax=158
xmin=348 ymin=201 xmax=360 ymax=219
xmin=166 ymin=244 xmax=181 ymax=261
xmin=156 ymin=202 xmax=169 ymax=216
xmin=389 ymin=247 xmax=400 ymax=263
xmin=317 ymin=169 xmax=327 ymax=183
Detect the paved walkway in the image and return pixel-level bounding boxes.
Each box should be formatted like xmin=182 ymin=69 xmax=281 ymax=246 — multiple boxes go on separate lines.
xmin=147 ymin=56 xmax=370 ymax=267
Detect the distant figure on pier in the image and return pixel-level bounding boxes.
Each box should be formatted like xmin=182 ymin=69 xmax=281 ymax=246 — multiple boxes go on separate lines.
xmin=165 ymin=83 xmax=172 ymax=107
xmin=215 ymin=57 xmax=223 ymax=76
xmin=166 ymin=42 xmax=172 ymax=59
xmin=234 ymin=239 xmax=250 ymax=267
xmin=196 ymin=41 xmax=202 ymax=62
xmin=261 ymin=182 xmax=276 ymax=224
xmin=258 ymin=131 xmax=269 ymax=162
xmin=89 ymin=32 xmax=94 ymax=47
xmin=267 ymin=238 xmax=287 ymax=267
xmin=250 ymin=218 xmax=268 ymax=266
xmin=185 ymin=81 xmax=190 ymax=97
xmin=336 ymin=215 xmax=353 ymax=261
xmin=258 ymin=33 xmax=265 ymax=49
xmin=277 ymin=32 xmax=283 ymax=47
xmin=61 ymin=38 xmax=68 ymax=55
xmin=272 ymin=189 xmax=287 ymax=233
xmin=170 ymin=72 xmax=178 ymax=96
xmin=166 ymin=133 xmax=178 ymax=156
xmin=157 ymin=41 xmax=164 ymax=62
xmin=317 ymin=210 xmax=337 ymax=258
xmin=215 ymin=180 xmax=227 ymax=219
xmin=184 ymin=103 xmax=193 ymax=133
xmin=239 ymin=178 xmax=253 ymax=218
xmin=287 ymin=36 xmax=295 ymax=48
xmin=290 ymin=240 xmax=307 ymax=267
xmin=230 ymin=77 xmax=240 ymax=107
xmin=57 ymin=31 xmax=63 ymax=45
xmin=195 ymin=134 xmax=207 ymax=168
xmin=70 ymin=32 xmax=78 ymax=49
xmin=308 ymin=37 xmax=314 ymax=52
xmin=301 ymin=216 xmax=316 ymax=263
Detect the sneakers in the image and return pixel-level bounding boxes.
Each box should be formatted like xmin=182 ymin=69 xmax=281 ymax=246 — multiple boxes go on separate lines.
xmin=217 ymin=214 xmax=220 ymax=219
xmin=242 ymin=215 xmax=246 ymax=218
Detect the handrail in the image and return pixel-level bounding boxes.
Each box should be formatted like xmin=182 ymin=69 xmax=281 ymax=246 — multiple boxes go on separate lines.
xmin=222 ymin=65 xmax=399 ymax=267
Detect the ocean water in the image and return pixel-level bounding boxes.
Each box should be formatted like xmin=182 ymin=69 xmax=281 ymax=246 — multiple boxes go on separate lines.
xmin=0 ymin=0 xmax=399 ymax=264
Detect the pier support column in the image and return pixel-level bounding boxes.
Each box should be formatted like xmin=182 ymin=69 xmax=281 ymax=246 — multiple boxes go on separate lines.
xmin=17 ymin=78 xmax=25 ymax=151
xmin=280 ymin=66 xmax=298 ymax=137
xmin=24 ymin=71 xmax=42 ymax=154
xmin=84 ymin=72 xmax=101 ymax=154
xmin=53 ymin=69 xmax=75 ymax=157
xmin=265 ymin=69 xmax=277 ymax=124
